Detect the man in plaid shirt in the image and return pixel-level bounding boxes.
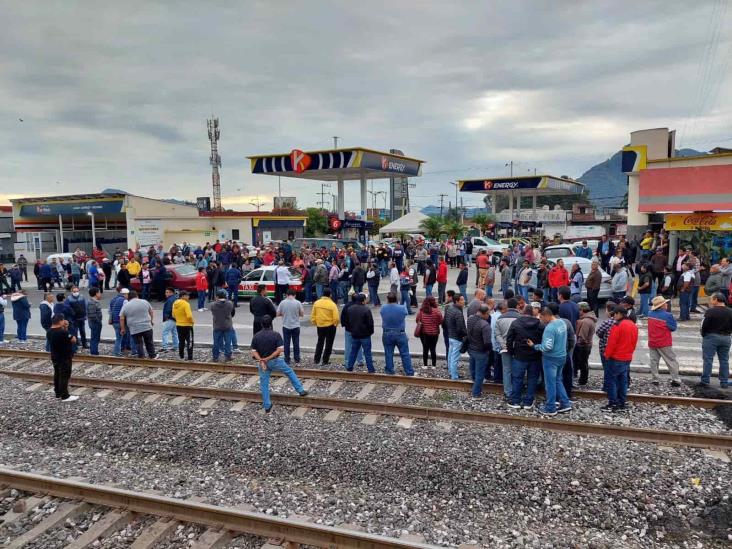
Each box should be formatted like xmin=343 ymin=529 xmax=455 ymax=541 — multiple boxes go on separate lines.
xmin=595 ymin=301 xmax=618 ymax=392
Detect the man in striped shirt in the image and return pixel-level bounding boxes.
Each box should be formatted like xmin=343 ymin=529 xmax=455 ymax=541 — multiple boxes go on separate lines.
xmin=594 ymin=301 xmax=617 ymax=392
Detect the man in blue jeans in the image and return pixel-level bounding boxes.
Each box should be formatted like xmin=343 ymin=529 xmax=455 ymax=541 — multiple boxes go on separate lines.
xmin=602 ymin=307 xmax=639 ymax=412
xmin=344 ymin=293 xmax=375 ymax=373
xmin=250 ymin=316 xmax=308 ymax=413
xmin=527 ymin=303 xmax=571 ymax=417
xmin=380 ymin=292 xmax=414 ymax=376
xmin=699 ymin=292 xmax=732 ymax=388
xmin=506 ymin=304 xmax=544 ymax=409
xmin=678 ymin=263 xmax=694 ymax=321
xmin=86 ymin=287 xmax=103 ymax=356
xmin=277 ymin=288 xmax=304 ymax=366
xmin=444 ymin=294 xmax=467 ymax=380
xmin=210 ymin=290 xmax=234 ymax=362
xmin=466 ymin=304 xmax=492 ymax=397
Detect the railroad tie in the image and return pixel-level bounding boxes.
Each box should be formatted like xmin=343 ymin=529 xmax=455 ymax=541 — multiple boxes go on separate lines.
xmin=108 ymin=365 xmax=127 ymax=375
xmin=213 ymin=373 xmax=237 ymax=387
xmin=301 ymin=379 xmax=316 ymax=391
xmin=71 ymin=387 xmax=93 ymax=396
xmin=396 ymin=417 xmax=414 ymax=429
xmin=324 ymin=409 xmax=342 ymax=422
xmin=144 ymin=368 xmax=167 ymax=382
xmin=327 ymin=381 xmax=344 ymax=395
xmin=388 ymin=386 xmax=407 ymax=403
xmin=64 ymin=509 xmax=134 ymax=549
xmin=96 ymin=389 xmax=115 ymax=399
xmin=354 ymin=383 xmax=376 ymax=400
xmin=244 ymin=375 xmax=260 ymax=388
xmin=121 ymin=391 xmax=139 ymax=401
xmin=272 ymin=376 xmax=289 ymax=389
xmin=190 ymin=528 xmax=233 ymax=549
xmin=129 ymin=518 xmax=179 ymax=549
xmin=361 ymin=414 xmax=380 ymax=426
xmin=3 ymin=502 xmax=90 ymax=549
xmin=199 ymin=398 xmax=219 ymax=410
xmin=168 ymin=370 xmax=191 ymax=383
xmin=190 ymin=372 xmax=213 ymax=386
xmin=117 ymin=367 xmax=144 ymax=380
xmin=291 ymin=406 xmax=309 ymax=419
xmin=169 ymin=396 xmax=190 ymax=406
xmin=24 ymin=383 xmax=45 ymax=392
xmin=0 ymin=495 xmax=48 ymax=526
xmin=144 ymin=394 xmax=163 ymax=404
xmin=422 ymin=388 xmax=436 ymax=398
xmin=82 ymin=363 xmax=103 ymax=374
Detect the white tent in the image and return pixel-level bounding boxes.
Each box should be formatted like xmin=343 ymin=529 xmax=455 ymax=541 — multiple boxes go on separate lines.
xmin=378 ymin=211 xmax=429 ymax=234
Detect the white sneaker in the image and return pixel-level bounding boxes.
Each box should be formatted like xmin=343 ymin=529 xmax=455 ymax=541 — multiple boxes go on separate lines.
xmin=61 ymin=395 xmax=79 ymax=403
xmin=198 ymin=308 xmax=206 ymax=312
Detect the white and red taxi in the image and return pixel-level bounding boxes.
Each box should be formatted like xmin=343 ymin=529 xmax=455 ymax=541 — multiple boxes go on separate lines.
xmin=238 ymin=266 xmax=303 ymax=299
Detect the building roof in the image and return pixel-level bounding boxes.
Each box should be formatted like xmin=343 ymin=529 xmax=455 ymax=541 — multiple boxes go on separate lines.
xmin=458 ymin=175 xmax=584 ymax=196
xmin=647 ymin=151 xmax=732 ymax=164
xmin=198 ymin=210 xmax=307 ymax=219
xmin=248 ymin=147 xmax=424 ymax=181
xmin=10 ymin=192 xmax=127 ymax=204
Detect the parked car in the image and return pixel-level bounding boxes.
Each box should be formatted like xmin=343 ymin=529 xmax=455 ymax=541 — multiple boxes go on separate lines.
xmin=543 ymin=244 xmax=576 ymax=259
xmin=46 ymin=253 xmax=76 ymax=265
xmin=291 ymin=238 xmax=363 ymax=252
xmin=470 ymin=236 xmax=506 ymax=257
xmin=129 ymin=263 xmax=197 ymax=294
xmin=238 ymin=265 xmax=303 ymax=299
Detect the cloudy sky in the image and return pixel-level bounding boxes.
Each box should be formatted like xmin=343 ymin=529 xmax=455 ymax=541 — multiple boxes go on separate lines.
xmin=1 ymin=1 xmax=731 ymax=211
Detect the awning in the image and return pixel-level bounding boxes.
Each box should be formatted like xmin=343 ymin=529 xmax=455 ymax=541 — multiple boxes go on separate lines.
xmin=639 ymin=164 xmax=732 ymax=212
xmin=458 ymin=175 xmax=584 ymax=196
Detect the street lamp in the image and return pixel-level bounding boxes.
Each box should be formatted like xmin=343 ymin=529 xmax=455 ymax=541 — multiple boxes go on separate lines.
xmin=86 ymin=211 xmax=96 ymax=251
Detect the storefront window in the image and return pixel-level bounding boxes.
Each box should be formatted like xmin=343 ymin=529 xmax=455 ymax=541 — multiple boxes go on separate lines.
xmin=677 ymin=230 xmax=732 ymax=264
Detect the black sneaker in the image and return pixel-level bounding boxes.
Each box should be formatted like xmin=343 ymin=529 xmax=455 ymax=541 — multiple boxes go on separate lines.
xmin=298 ymin=390 xmax=309 ymax=397
xmin=600 ymin=404 xmax=615 ymax=413
xmin=557 ymin=405 xmax=572 ymax=414
xmin=671 ymin=380 xmax=681 ymax=387
xmin=264 ymin=405 xmax=273 ymax=413
xmin=651 ymin=380 xmax=660 ymax=386
xmin=506 ymin=402 xmax=522 ymax=409
xmin=613 ymin=405 xmax=629 ymax=413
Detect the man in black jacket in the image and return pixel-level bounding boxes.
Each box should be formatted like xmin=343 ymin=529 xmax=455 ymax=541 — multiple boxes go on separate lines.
xmin=344 ymin=293 xmax=375 ymax=373
xmin=445 ymin=294 xmax=467 ymax=380
xmin=506 ymin=304 xmax=545 ymax=409
xmin=249 ymin=284 xmax=276 ymax=340
xmin=466 ymin=304 xmax=492 ymax=397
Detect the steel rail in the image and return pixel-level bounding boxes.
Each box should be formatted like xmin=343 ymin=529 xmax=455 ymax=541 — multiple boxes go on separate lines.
xmin=0 ymin=348 xmax=726 ymax=409
xmin=0 ymin=468 xmax=437 ymax=549
xmin=4 ymin=370 xmax=730 ymax=450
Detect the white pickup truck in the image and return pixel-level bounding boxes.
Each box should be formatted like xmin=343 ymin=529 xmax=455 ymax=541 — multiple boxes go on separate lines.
xmin=470 ymin=236 xmax=507 ymax=260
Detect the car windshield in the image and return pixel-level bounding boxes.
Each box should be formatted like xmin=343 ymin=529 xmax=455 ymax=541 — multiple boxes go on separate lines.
xmin=244 ymin=270 xmax=262 ymax=281
xmin=288 ymin=267 xmax=302 ymax=278
xmin=171 ymin=264 xmax=197 ymax=275
xmin=544 ymin=248 xmax=571 ymax=259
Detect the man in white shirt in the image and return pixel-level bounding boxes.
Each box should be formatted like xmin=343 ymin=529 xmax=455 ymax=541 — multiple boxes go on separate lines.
xmin=274 ymin=260 xmax=292 ymax=304
xmin=389 ymin=262 xmax=399 ymax=295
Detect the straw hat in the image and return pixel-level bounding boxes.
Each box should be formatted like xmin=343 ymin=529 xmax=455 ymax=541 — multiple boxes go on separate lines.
xmin=650 ymin=296 xmax=669 ymax=311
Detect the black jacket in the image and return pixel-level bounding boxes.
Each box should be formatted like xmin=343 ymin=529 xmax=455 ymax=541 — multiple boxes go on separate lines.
xmin=250 ymin=295 xmax=276 ymax=321
xmin=444 ymin=303 xmax=467 ymax=340
xmin=506 ymin=315 xmax=544 ymax=362
xmin=456 ymin=269 xmax=468 ymax=286
xmin=346 ymin=303 xmax=374 ymax=339
xmin=351 ymin=266 xmax=366 ymax=287
xmin=466 ymin=314 xmax=491 ymax=353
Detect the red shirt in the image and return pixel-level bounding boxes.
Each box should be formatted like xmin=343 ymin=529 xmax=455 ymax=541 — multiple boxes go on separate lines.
xmin=195 ymin=271 xmax=209 ymax=291
xmin=437 ymin=262 xmax=448 ymax=283
xmin=476 ymin=254 xmax=489 ymax=269
xmin=604 ymin=319 xmax=639 ymax=361
xmin=548 ymin=266 xmax=570 ymax=288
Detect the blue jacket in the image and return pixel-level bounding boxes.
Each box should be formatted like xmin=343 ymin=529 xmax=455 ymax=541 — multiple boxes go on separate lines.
xmin=109 ymin=294 xmax=126 ymax=323
xmin=88 ymin=265 xmax=99 ymax=285
xmin=53 ymin=301 xmax=75 ymax=322
xmin=534 ymin=319 xmax=567 ymax=359
xmin=39 ymin=301 xmax=53 ymax=330
xmin=574 ymin=246 xmax=593 ymax=260
xmin=225 ymin=267 xmax=241 ymax=287
xmin=39 ymin=263 xmax=53 ymax=279
xmin=66 ymin=294 xmax=88 ymax=320
xmin=163 ymin=294 xmax=177 ymax=322
xmin=11 ymin=295 xmax=31 ymax=321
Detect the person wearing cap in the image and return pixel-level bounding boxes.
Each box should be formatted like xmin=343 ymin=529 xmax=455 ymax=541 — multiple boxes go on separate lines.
xmin=574 ymin=302 xmax=597 ymax=386
xmin=250 ymin=315 xmax=308 ymax=412
xmin=700 ymin=292 xmax=732 ymax=388
xmin=704 ymin=264 xmax=724 ymax=296
xmin=602 ymin=307 xmax=639 ymax=412
xmin=647 ymin=295 xmax=682 ymax=387
xmin=595 ymin=301 xmax=617 ymax=392
xmin=344 ymin=293 xmax=375 ymax=373
xmin=678 ymin=262 xmax=694 ymax=321
xmin=210 ymin=289 xmax=235 ymax=362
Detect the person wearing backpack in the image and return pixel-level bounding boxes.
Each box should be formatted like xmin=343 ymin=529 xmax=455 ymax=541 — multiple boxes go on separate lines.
xmin=66 ymin=285 xmax=89 ymax=349
xmin=423 ymin=260 xmax=437 ymax=298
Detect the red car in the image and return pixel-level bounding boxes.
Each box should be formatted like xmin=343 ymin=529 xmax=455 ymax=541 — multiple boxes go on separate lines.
xmin=129 ymin=264 xmax=198 ymax=294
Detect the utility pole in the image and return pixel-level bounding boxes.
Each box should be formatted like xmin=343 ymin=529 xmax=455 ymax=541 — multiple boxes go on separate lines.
xmin=278 ymin=176 xmax=282 ymax=201
xmin=318 ymin=183 xmax=331 ymax=210
xmin=333 ymin=136 xmax=339 ymax=149
xmin=438 ymin=193 xmax=449 ymax=217
xmin=505 ymin=161 xmax=514 ymax=177
xmin=331 ymin=194 xmax=337 ymax=213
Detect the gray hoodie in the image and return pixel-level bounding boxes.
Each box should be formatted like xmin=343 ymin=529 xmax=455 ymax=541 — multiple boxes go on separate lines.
xmin=494 ymin=309 xmax=520 ymax=352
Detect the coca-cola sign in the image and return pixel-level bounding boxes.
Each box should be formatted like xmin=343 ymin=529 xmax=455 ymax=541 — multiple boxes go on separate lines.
xmin=682 ymin=214 xmax=716 ymax=227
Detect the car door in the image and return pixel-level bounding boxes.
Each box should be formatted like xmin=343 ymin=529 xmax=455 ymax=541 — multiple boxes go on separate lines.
xmin=238 ymin=269 xmax=263 ymax=297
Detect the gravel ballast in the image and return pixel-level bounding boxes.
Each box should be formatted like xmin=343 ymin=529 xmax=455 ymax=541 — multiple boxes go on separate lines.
xmin=0 ymin=377 xmax=730 ymax=547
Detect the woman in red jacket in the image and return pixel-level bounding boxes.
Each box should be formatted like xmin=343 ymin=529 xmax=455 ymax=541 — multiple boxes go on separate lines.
xmin=415 ymin=296 xmax=443 ymax=367
xmin=548 ymin=259 xmax=570 ymax=303
xmin=195 ymin=267 xmax=209 ymax=311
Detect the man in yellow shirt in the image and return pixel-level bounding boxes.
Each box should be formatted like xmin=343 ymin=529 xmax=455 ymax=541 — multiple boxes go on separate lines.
xmin=127 ymin=257 xmax=141 ymax=277
xmin=172 ymin=291 xmax=194 ymax=360
xmin=310 ymin=287 xmax=339 ymax=365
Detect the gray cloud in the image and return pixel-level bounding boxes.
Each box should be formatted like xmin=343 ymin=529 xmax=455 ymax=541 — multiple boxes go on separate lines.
xmin=0 ymin=0 xmax=730 ymax=210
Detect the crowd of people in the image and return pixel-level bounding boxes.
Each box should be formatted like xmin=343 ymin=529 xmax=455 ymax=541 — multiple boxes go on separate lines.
xmin=1 ymin=230 xmax=730 ymax=408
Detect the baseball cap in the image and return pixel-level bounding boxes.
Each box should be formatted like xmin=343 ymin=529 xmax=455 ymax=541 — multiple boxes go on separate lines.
xmin=120 ymin=288 xmax=130 ymax=294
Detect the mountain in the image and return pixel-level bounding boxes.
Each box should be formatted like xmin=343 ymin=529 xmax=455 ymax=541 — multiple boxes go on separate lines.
xmin=578 ymin=148 xmax=703 ymax=207
xmin=420 ymin=205 xmax=487 ymax=218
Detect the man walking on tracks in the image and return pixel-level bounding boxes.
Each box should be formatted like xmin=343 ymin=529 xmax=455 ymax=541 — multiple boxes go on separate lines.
xmin=250 ymin=315 xmax=308 ymax=413
xmin=647 ymin=295 xmax=682 ymax=387
xmin=48 ymin=314 xmax=78 ymax=402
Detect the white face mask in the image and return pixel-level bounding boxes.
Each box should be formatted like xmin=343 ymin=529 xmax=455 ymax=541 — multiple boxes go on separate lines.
xmin=72 ymin=292 xmax=80 ymax=297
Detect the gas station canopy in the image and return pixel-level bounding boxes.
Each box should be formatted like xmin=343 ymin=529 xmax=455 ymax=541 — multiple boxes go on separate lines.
xmin=248 ymin=147 xmax=424 ymax=181
xmin=458 ymin=175 xmax=584 ymax=195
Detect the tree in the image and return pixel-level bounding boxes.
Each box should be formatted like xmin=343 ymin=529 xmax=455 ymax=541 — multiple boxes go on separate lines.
xmin=443 ymin=219 xmax=465 ymax=240
xmin=418 ymin=216 xmax=444 ymax=239
xmin=471 ymin=213 xmax=496 ymax=235
xmin=304 ymin=207 xmax=328 ymax=237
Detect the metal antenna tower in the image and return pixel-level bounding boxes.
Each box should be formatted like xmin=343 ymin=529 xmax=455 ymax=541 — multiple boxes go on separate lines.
xmin=207 ymin=117 xmax=222 ymax=211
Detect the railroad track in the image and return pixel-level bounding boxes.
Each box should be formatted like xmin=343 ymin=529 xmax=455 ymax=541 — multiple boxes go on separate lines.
xmin=0 ymin=468 xmax=435 ymax=548
xmin=0 ymin=348 xmax=726 ymax=409
xmin=3 ymin=368 xmax=731 ymax=450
